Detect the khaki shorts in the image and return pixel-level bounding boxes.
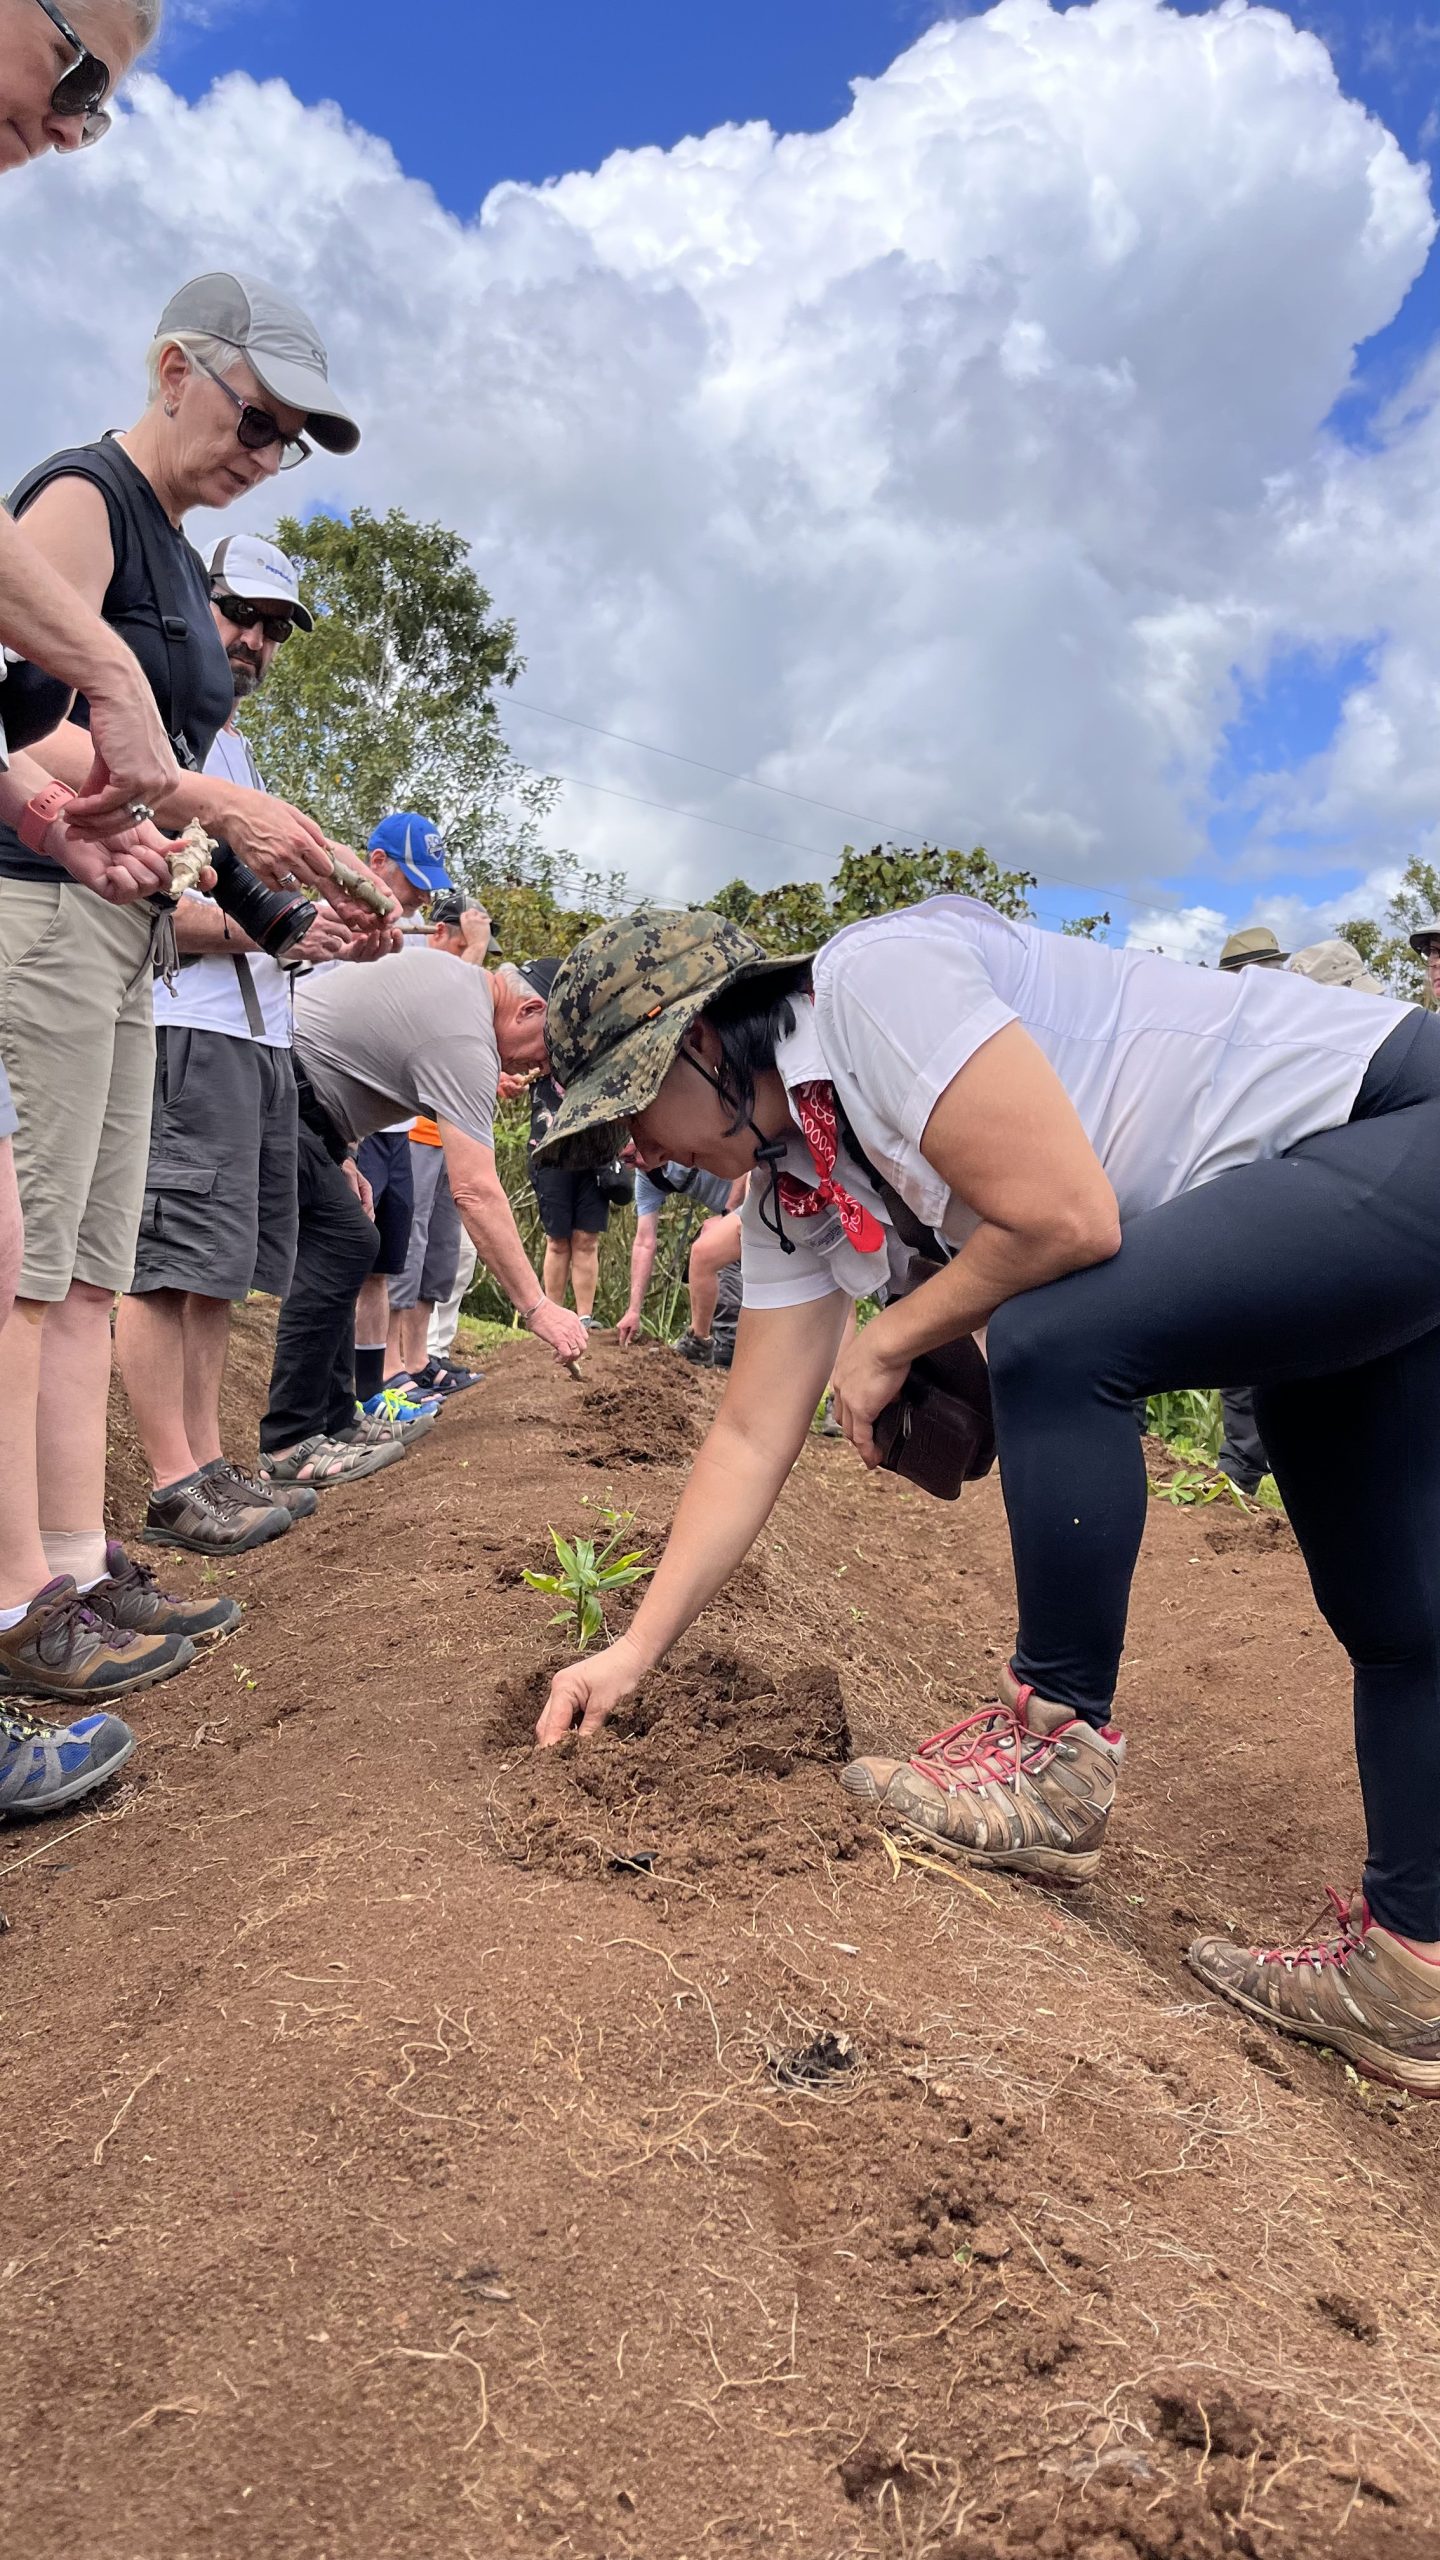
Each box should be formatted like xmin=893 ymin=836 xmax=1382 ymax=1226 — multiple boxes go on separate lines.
xmin=0 ymin=879 xmax=156 ymax=1301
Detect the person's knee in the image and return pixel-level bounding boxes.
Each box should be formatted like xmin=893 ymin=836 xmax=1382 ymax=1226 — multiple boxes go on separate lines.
xmin=985 ymin=1291 xmax=1073 ymax=1406
xmin=67 ymin=1278 xmax=119 ymax=1317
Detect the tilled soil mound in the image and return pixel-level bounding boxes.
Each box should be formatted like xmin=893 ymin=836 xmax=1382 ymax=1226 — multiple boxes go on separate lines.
xmin=4 ymin=1325 xmax=1440 ymax=2560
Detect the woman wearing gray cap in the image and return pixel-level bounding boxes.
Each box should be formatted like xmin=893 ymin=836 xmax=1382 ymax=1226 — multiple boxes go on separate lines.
xmin=0 ymin=267 xmax=383 ymax=1740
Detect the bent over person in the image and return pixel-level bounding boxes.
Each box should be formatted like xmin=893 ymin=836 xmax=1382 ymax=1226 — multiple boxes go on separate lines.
xmin=531 ymin=899 xmax=1440 ymax=2098
xmin=259 ymin=955 xmax=588 ymax=1485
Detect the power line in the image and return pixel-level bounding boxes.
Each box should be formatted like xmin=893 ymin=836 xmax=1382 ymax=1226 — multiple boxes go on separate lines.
xmin=509 ymin=693 xmax=1189 ymax=922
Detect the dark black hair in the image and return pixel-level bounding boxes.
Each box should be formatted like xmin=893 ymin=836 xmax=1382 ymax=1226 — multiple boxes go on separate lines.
xmin=697 ymin=965 xmax=813 ymax=1134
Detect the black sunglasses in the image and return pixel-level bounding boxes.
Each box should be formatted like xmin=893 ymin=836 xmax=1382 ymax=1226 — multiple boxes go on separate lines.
xmin=212 ymin=592 xmax=298 ymax=645
xmin=31 ymin=0 xmax=111 ymax=145
xmin=187 ymin=350 xmax=312 ymax=470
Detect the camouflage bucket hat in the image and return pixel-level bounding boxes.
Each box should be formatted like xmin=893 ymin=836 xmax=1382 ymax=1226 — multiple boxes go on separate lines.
xmin=534 ymin=904 xmax=810 ymax=1171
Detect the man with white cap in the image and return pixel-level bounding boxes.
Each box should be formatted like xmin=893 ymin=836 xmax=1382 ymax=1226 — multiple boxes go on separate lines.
xmin=115 ymin=536 xmax=374 ymax=1556
xmin=1409 ymin=920 xmax=1440 ymax=1009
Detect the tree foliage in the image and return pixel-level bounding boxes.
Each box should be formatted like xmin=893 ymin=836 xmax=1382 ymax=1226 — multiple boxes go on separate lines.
xmin=239 ymin=505 xmax=558 ymax=888
xmin=709 ymin=841 xmax=1038 ymax=953
xmin=1335 ymin=856 xmax=1440 ymax=1002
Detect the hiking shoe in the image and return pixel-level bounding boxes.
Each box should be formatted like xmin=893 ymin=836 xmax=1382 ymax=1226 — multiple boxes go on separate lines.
xmin=0 ymin=1579 xmax=194 ymax=1705
xmin=203 ymin=1457 xmax=318 ymax=1522
xmin=672 ymin=1329 xmax=713 ymax=1367
xmin=143 ymin=1470 xmax=291 ymax=1557
xmin=1187 ymin=1890 xmax=1440 ymax=2098
xmin=366 ymin=1381 xmax=442 ymax=1422
xmin=413 ymin=1359 xmax=483 ymax=1398
xmin=816 ymin=1392 xmax=844 ymax=1438
xmin=841 ymin=1689 xmax=1124 ymax=1884
xmin=0 ymin=1703 xmax=137 ymax=1819
xmin=93 ymin=1541 xmax=241 ymax=1645
xmin=260 ymin=1432 xmax=407 ymax=1489
xmin=351 ymin=1399 xmax=437 ymax=1448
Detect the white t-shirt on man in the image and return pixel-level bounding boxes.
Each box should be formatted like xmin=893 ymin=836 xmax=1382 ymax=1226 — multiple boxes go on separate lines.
xmin=151 ymin=724 xmax=293 ymax=1049
xmin=740 ymin=897 xmax=1412 ymax=1310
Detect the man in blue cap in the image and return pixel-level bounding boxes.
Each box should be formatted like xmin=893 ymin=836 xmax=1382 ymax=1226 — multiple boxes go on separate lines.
xmin=366 ymin=812 xmax=455 ymax=917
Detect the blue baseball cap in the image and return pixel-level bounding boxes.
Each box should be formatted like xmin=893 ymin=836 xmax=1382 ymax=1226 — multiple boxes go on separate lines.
xmin=367 ymin=812 xmax=454 ymax=898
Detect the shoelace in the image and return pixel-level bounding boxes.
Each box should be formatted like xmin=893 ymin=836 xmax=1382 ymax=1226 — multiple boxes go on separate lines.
xmin=1259 ymin=1885 xmax=1361 ymax=1971
xmin=40 ymin=1586 xmax=142 ymax=1658
xmin=908 ymin=1695 xmax=1053 ymax=1792
xmin=3 ymin=1706 xmax=61 ymax=1744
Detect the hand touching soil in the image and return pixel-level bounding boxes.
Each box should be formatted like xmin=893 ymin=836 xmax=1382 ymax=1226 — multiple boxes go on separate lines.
xmin=537 ymin=1633 xmax=647 ymax=1744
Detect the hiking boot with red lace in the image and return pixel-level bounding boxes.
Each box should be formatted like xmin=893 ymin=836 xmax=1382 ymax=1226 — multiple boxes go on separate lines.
xmin=0 ymin=1578 xmax=194 ymax=1706
xmin=841 ymin=1682 xmax=1124 ymax=1884
xmin=1187 ymin=1891 xmax=1440 ymax=2097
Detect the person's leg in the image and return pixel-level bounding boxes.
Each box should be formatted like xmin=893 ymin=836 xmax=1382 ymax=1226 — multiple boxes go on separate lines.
xmin=1217 ymin=1386 xmax=1269 ymax=1495
xmin=387 ymin=1141 xmax=443 ymax=1378
xmin=688 ymin=1211 xmax=743 ymax=1341
xmin=1255 ymin=1339 xmax=1440 ymax=1946
xmin=114 ymin=1289 xmax=198 ymax=1487
xmin=430 ymin=1236 xmax=477 ymax=1361
xmin=179 ymin=1295 xmax=236 ymax=1470
xmin=544 ymin=1239 xmax=572 ymax=1306
xmin=395 ymin=1303 xmax=432 ymax=1376
xmin=0 ymin=1298 xmax=52 ymax=1605
xmin=569 ymin=1231 xmax=601 ymax=1320
xmin=263 ymin=1128 xmax=380 ymax=1455
xmin=986 ymin=1093 xmax=1440 ymax=1727
xmin=0 ymin=1135 xmax=20 ymax=1336
xmin=36 ymin=1280 xmax=119 ymax=1589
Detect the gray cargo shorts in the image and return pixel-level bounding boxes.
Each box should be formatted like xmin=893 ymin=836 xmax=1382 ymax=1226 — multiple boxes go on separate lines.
xmin=129 ymin=1027 xmax=300 ymax=1302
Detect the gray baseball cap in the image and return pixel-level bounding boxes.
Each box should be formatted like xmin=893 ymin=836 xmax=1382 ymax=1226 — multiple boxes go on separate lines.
xmin=156 ymin=271 xmax=360 ymax=456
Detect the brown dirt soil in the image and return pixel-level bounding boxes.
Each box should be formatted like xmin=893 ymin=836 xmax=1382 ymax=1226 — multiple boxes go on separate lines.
xmin=5 ymin=1320 xmax=1440 ymax=2559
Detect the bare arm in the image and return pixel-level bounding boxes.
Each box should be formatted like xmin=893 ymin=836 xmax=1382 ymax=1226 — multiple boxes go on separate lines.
xmin=832 ymin=1021 xmax=1122 ymax=1461
xmin=0 ymin=503 xmax=178 ymax=825
xmin=618 ymin=1209 xmax=661 ymax=1343
xmin=439 ymin=1120 xmax=588 ymax=1365
xmin=537 ymin=1294 xmax=847 ymax=1744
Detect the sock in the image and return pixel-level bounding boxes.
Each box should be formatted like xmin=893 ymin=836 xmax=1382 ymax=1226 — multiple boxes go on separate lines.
xmin=356 ymin=1344 xmax=387 ymax=1401
xmin=0 ymin=1601 xmax=29 ymax=1633
xmin=41 ymin=1531 xmax=108 ymax=1588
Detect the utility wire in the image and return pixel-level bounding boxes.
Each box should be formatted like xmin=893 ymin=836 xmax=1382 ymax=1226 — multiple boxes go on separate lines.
xmin=509 ymin=693 xmax=1189 ymax=922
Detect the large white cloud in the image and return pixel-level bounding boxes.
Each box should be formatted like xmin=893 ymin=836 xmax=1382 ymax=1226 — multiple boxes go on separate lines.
xmin=3 ymin=0 xmax=1437 ymax=921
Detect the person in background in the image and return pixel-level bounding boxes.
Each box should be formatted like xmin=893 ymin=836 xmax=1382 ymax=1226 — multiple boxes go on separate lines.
xmin=1408 ymin=920 xmax=1440 ymax=1008
xmin=380 ymin=893 xmax=493 ymax=1399
xmin=260 ymin=955 xmax=587 ymax=1487
xmin=1290 ymin=938 xmax=1385 ymax=997
xmin=349 ymin=813 xmax=460 ymax=1428
xmin=1217 ymin=925 xmax=1289 ymax=973
xmin=619 ymin=1160 xmax=746 ymax=1363
xmin=116 ymin=536 xmax=367 ymax=1557
xmin=528 ymin=970 xmax=611 ymax=1332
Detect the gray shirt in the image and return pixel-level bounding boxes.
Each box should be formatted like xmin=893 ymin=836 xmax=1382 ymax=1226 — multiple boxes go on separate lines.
xmin=294 ymin=950 xmax=499 ymax=1148
xmin=635 ymin=1163 xmax=734 ymax=1218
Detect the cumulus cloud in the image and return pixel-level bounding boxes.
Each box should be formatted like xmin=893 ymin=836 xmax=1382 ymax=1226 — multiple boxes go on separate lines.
xmin=3 ymin=0 xmax=1438 ymax=921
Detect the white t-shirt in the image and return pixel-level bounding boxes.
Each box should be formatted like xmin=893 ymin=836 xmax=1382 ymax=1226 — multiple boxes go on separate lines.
xmin=740 ymin=898 xmax=1412 ymax=1310
xmin=151 ymin=725 xmax=293 ymax=1049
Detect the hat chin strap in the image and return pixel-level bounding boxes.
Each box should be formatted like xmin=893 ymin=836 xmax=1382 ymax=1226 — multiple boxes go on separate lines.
xmin=679 ymin=1048 xmax=795 ymax=1257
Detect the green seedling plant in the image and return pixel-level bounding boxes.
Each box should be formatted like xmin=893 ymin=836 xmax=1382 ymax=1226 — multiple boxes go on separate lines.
xmin=523 ymin=1508 xmax=654 ymax=1651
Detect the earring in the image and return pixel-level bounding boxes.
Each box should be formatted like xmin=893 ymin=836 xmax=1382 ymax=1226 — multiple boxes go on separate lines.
xmin=164 ymin=400 xmax=178 ymax=418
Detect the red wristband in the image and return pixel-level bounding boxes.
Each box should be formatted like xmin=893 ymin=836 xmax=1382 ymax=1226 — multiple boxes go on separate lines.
xmin=18 ymin=781 xmax=77 ymax=859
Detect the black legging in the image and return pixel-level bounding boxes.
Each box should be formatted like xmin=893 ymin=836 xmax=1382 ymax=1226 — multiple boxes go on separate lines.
xmin=985 ymin=1009 xmax=1440 ymax=1940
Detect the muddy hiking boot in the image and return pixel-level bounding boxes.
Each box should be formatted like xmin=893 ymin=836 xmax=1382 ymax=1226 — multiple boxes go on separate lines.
xmin=672 ymin=1329 xmax=713 ymax=1367
xmin=842 ymin=1687 xmax=1124 ymax=1884
xmin=0 ymin=1702 xmax=137 ymax=1819
xmin=143 ymin=1468 xmax=292 ymax=1557
xmin=0 ymin=1578 xmax=194 ymax=1707
xmin=1187 ymin=1890 xmax=1440 ymax=2098
xmin=202 ymin=1457 xmax=318 ymax=1522
xmin=93 ymin=1542 xmax=242 ymax=1646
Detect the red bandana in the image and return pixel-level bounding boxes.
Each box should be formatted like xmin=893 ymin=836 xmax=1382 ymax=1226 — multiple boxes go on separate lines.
xmin=777 ymin=1083 xmax=887 ymax=1254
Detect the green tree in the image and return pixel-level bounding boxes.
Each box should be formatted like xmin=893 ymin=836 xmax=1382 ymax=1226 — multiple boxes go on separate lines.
xmin=708 ymin=842 xmax=1036 ymax=954
xmin=1335 ymin=856 xmax=1440 ymax=1002
xmin=239 ymin=505 xmax=558 ymax=893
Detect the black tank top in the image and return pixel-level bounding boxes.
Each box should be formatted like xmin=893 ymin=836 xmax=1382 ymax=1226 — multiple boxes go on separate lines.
xmin=0 ymin=434 xmax=235 ymax=885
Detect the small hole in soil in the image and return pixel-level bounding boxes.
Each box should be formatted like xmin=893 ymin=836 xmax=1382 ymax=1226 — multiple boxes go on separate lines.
xmin=770 ymin=2031 xmax=858 ymax=2092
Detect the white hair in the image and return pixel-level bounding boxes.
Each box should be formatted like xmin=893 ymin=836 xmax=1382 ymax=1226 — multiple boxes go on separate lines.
xmin=128 ymin=0 xmax=164 ymax=37
xmin=494 ymin=963 xmax=536 ymax=1002
xmin=145 ymin=328 xmax=240 ymax=406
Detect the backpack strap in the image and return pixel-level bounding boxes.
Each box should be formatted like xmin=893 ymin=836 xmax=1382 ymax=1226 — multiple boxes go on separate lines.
xmin=831 ymin=1092 xmax=950 ymax=1264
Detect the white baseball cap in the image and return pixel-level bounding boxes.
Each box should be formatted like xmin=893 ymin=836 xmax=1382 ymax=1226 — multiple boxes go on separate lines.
xmin=209 ymin=534 xmax=314 ymax=634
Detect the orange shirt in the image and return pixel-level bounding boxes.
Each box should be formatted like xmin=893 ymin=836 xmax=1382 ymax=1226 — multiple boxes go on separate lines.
xmin=411 ymin=1115 xmax=442 ymax=1148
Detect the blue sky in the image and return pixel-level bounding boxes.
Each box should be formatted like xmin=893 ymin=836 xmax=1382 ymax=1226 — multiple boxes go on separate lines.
xmin=145 ymin=1 xmax=1440 ymax=942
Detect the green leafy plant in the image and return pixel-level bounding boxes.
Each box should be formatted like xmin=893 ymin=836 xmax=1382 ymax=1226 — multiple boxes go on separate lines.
xmin=522 ymin=1509 xmax=654 ymax=1650
xmin=1148 ymin=1463 xmax=1248 ymax=1509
